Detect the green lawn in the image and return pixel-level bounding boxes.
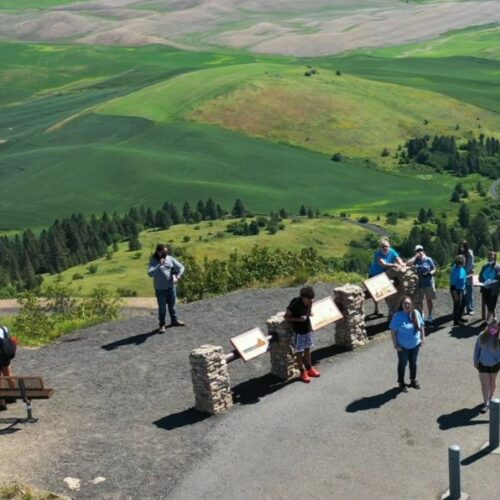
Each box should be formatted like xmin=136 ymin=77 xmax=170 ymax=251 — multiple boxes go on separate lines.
xmin=0 ymin=0 xmax=93 ymax=10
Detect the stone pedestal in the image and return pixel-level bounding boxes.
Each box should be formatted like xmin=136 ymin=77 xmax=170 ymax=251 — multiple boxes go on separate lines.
xmin=385 ymin=267 xmax=419 ymax=316
xmin=189 ymin=344 xmax=233 ymax=415
xmin=267 ymin=312 xmax=299 ymax=381
xmin=334 ymin=284 xmax=368 ymax=347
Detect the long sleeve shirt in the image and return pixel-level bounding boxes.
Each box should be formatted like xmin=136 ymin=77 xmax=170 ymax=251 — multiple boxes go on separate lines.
xmin=148 ymin=256 xmax=185 ymax=290
xmin=474 ymin=335 xmax=500 ymax=366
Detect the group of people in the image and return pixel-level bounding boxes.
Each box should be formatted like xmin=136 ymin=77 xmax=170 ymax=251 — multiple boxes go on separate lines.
xmin=368 ymin=237 xmax=500 ymax=411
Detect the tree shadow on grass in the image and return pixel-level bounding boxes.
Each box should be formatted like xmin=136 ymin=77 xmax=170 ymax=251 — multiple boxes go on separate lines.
xmin=153 ymin=408 xmax=210 ymax=431
xmin=346 ymin=387 xmax=401 ymax=413
xmin=101 ymin=329 xmax=160 ymax=351
xmin=437 ymin=405 xmax=487 ymax=430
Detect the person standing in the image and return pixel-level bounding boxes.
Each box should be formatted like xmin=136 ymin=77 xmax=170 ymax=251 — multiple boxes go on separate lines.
xmin=284 ymin=286 xmax=320 ymax=384
xmin=390 ymin=296 xmax=425 ymax=392
xmin=148 ymin=244 xmax=185 ymax=332
xmin=450 ymin=255 xmax=467 ymax=326
xmin=479 ymin=251 xmax=500 ymax=324
xmin=459 ymin=240 xmax=475 ymax=315
xmin=0 ymin=325 xmax=16 ymax=411
xmin=473 ymin=322 xmax=500 ymax=413
xmin=408 ymin=245 xmax=437 ymax=324
xmin=368 ymin=239 xmax=404 ymax=316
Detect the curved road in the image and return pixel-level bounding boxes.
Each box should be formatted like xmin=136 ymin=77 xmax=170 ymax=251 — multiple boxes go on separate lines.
xmin=489 ymin=178 xmax=500 ymax=199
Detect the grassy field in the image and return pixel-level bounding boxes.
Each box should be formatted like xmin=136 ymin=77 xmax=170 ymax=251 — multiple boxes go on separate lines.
xmin=42 ymin=216 xmax=371 ymax=296
xmin=0 ymin=34 xmax=498 ymax=230
xmin=0 ymin=0 xmax=85 ymax=9
xmin=0 ymin=116 xmax=452 ymax=229
xmin=359 ymin=24 xmax=500 ymax=60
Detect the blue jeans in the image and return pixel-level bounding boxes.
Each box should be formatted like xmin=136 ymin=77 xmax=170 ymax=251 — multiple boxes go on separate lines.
xmin=397 ymin=345 xmax=420 ymax=384
xmin=155 ymin=288 xmax=178 ymax=326
xmin=465 ymin=277 xmax=474 ymax=313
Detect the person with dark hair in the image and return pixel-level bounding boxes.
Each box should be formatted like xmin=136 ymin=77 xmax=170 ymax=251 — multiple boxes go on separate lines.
xmin=0 ymin=325 xmax=17 ymax=411
xmin=407 ymin=244 xmax=437 ymax=324
xmin=148 ymin=244 xmax=185 ymax=332
xmin=450 ymin=254 xmax=467 ymax=326
xmin=285 ymin=286 xmax=320 ymax=384
xmin=368 ymin=238 xmax=404 ymax=316
xmin=389 ymin=296 xmax=425 ymax=392
xmin=474 ymin=321 xmax=500 ymax=413
xmin=479 ymin=251 xmax=500 ymax=325
xmin=458 ymin=240 xmax=475 ymax=315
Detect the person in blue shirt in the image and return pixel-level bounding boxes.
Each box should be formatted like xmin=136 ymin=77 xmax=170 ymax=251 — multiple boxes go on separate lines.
xmin=473 ymin=321 xmax=500 ymax=413
xmin=368 ymin=239 xmax=404 ymax=316
xmin=390 ymin=296 xmax=425 ymax=392
xmin=479 ymin=251 xmax=500 ymax=325
xmin=450 ymin=254 xmax=467 ymax=326
xmin=148 ymin=244 xmax=186 ymax=332
xmin=407 ymin=245 xmax=437 ymax=324
xmin=458 ymin=240 xmax=475 ymax=315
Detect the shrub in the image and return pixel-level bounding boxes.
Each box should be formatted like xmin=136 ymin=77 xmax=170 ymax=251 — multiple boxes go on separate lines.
xmin=105 ymin=251 xmax=113 ymax=261
xmin=116 ymin=287 xmax=138 ymax=297
xmin=72 ymin=273 xmax=84 ymax=281
xmin=358 ymin=216 xmax=369 ymax=223
xmin=131 ymin=252 xmax=142 ymax=260
xmin=331 ymin=153 xmax=343 ymax=162
xmin=182 ymin=235 xmax=191 ymax=243
xmin=381 ymin=148 xmax=390 ymax=157
xmin=87 ymin=263 xmax=98 ymax=274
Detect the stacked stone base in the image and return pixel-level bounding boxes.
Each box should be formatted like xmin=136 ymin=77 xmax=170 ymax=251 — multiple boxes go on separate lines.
xmin=385 ymin=267 xmax=419 ymax=315
xmin=189 ymin=344 xmax=233 ymax=415
xmin=334 ymin=284 xmax=368 ymax=348
xmin=267 ymin=312 xmax=299 ymax=381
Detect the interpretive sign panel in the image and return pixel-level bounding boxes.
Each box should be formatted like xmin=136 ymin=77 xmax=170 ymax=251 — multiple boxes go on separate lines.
xmin=230 ymin=328 xmax=269 ymax=362
xmin=472 ymin=274 xmax=482 ymax=287
xmin=364 ymin=273 xmax=397 ymax=302
xmin=310 ymin=296 xmax=343 ymax=331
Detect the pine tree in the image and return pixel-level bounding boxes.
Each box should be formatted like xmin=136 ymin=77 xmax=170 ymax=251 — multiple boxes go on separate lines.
xmin=458 ymin=203 xmax=470 ymax=228
xmin=232 ymin=199 xmax=246 ymax=218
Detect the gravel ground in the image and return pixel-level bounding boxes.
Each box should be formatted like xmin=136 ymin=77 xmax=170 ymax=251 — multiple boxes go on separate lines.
xmin=0 ymin=284 xmax=489 ymax=499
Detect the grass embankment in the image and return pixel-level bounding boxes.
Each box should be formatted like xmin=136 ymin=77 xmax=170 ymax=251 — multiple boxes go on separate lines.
xmin=0 ymin=482 xmax=65 ymax=499
xmin=42 ymin=217 xmax=371 ymax=297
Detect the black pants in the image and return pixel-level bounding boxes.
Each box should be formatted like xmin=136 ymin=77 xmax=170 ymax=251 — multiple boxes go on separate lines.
xmin=450 ymin=287 xmax=465 ymax=323
xmin=482 ymin=288 xmax=499 ymax=314
xmin=397 ymin=345 xmax=420 ymax=384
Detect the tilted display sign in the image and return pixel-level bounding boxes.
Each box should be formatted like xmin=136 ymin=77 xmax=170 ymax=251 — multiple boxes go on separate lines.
xmin=363 ymin=273 xmax=397 ymax=302
xmin=230 ymin=327 xmax=269 ymax=362
xmin=310 ymin=296 xmax=344 ymax=331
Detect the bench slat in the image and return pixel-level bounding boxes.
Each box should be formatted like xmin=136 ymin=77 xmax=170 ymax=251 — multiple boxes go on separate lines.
xmin=0 ymin=388 xmax=53 ymax=399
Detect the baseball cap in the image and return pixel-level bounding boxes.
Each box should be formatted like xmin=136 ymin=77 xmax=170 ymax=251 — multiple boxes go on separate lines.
xmin=414 ymin=245 xmax=424 ymax=252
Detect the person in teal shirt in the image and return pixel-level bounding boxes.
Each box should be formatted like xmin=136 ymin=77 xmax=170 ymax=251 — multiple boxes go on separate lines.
xmin=390 ymin=296 xmax=425 ymax=392
xmin=368 ymin=239 xmax=404 ymax=316
xmin=450 ymin=254 xmax=467 ymax=326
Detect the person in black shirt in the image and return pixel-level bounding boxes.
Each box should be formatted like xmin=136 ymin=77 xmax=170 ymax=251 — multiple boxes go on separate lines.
xmin=285 ymin=286 xmax=321 ymax=383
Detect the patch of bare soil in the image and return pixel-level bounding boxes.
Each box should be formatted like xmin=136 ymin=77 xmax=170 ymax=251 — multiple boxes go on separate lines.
xmin=0 ymin=1 xmax=498 ymax=55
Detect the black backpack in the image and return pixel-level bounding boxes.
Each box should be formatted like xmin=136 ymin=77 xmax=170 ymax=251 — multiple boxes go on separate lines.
xmin=0 ymin=326 xmax=16 ymax=361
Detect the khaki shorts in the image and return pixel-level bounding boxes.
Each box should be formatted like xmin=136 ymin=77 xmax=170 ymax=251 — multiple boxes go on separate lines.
xmin=416 ymin=286 xmax=436 ymax=302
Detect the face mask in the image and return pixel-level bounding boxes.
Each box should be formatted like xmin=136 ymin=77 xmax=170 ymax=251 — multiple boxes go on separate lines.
xmin=488 ymin=326 xmax=499 ymax=336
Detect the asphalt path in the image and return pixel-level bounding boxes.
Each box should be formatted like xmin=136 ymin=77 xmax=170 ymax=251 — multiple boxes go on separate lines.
xmin=1 ymin=285 xmax=499 ymax=499
xmin=488 ymin=178 xmax=500 ymax=200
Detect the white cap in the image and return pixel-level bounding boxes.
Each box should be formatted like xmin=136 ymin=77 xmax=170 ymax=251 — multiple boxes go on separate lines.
xmin=414 ymin=245 xmax=424 ymax=252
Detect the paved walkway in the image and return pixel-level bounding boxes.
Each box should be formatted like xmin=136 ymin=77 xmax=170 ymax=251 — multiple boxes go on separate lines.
xmin=0 ymin=286 xmax=498 ymax=499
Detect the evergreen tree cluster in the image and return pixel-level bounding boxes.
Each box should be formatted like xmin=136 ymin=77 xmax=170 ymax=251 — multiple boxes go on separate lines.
xmin=0 ymin=198 xmax=245 ymax=295
xmin=401 ymin=133 xmax=500 ymax=178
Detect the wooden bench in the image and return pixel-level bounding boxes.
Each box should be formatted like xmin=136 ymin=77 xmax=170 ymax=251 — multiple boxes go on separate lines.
xmin=0 ymin=376 xmax=53 ymax=426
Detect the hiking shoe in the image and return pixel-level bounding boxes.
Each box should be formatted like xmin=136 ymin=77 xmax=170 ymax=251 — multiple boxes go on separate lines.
xmin=398 ymin=383 xmax=408 ymax=393
xmin=458 ymin=318 xmax=468 ymax=324
xmin=300 ymin=371 xmax=311 ymax=384
xmin=170 ymin=320 xmax=185 ymax=327
xmin=453 ymin=321 xmax=460 ymax=326
xmin=307 ymin=367 xmax=321 ymax=378
xmin=158 ymin=325 xmax=166 ymax=333
xmin=480 ymin=404 xmax=489 ymax=414
xmin=409 ymin=380 xmax=421 ymax=389
xmin=0 ymin=403 xmax=7 ymax=412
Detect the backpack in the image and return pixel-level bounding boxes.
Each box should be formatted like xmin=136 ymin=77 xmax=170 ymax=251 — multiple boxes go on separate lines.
xmin=0 ymin=326 xmax=16 ymax=361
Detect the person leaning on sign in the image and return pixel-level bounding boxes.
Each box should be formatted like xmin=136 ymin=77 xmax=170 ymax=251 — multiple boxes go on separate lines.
xmin=407 ymin=245 xmax=437 ymax=325
xmin=284 ymin=286 xmax=320 ymax=384
xmin=368 ymin=238 xmax=404 ymax=316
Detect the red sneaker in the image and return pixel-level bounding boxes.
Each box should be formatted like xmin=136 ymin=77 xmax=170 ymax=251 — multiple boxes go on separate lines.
xmin=300 ymin=370 xmax=311 ymax=383
xmin=307 ymin=367 xmax=321 ymax=378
